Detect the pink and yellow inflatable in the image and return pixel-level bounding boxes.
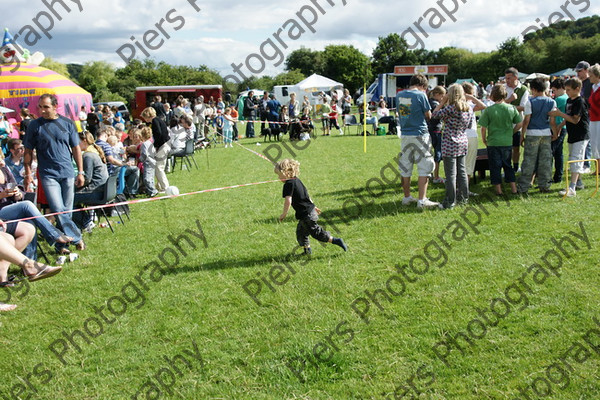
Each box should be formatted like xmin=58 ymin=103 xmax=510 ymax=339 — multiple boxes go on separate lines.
xmin=0 ymin=62 xmax=92 ymax=130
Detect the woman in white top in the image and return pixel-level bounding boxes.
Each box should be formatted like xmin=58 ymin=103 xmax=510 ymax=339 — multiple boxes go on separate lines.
xmin=288 ymin=93 xmax=299 ymax=119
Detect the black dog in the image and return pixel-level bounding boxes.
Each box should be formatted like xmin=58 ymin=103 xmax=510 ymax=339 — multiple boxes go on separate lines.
xmin=261 ymin=127 xmax=281 ymax=142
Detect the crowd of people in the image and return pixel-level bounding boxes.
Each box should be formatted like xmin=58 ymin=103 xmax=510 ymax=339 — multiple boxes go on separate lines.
xmin=0 ymin=93 xmax=208 ymax=311
xmin=397 ymin=61 xmax=599 ymax=210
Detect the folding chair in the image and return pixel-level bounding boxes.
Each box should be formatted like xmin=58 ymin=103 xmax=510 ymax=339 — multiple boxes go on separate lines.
xmin=172 ymin=140 xmax=199 ymax=171
xmin=82 ymin=175 xmax=123 ymax=233
xmin=343 ymin=115 xmax=361 ymax=135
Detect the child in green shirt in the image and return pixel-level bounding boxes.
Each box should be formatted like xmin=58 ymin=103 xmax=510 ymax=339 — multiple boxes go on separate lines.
xmin=479 ymin=84 xmax=523 ymax=195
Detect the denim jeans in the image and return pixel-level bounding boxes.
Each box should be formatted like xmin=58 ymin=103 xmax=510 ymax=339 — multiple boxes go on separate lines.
xmin=0 ymin=200 xmax=67 ymax=259
xmin=73 ymin=190 xmax=104 ymax=228
xmin=245 ymin=116 xmax=255 ymax=138
xmin=488 ymin=146 xmax=515 ymax=185
xmin=143 ymin=164 xmax=156 ymax=195
xmin=41 ymin=176 xmax=82 ymax=245
xmin=117 ymin=165 xmax=139 ymax=195
xmin=442 ymin=155 xmax=469 ymax=208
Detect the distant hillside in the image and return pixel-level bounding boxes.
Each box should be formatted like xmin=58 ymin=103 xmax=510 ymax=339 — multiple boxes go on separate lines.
xmin=524 ymin=15 xmax=600 ymax=42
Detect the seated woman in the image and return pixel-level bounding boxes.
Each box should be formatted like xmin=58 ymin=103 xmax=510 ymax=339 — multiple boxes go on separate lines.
xmin=0 ymin=222 xmax=63 ymax=311
xmin=377 ymin=100 xmax=397 ymax=135
xmin=0 ymin=153 xmax=72 ymax=259
xmin=73 ymin=131 xmax=109 ymax=232
xmin=170 ymin=115 xmax=195 ymax=157
xmin=362 ymin=107 xmax=378 ymax=134
xmin=279 ymin=105 xmax=290 ymax=136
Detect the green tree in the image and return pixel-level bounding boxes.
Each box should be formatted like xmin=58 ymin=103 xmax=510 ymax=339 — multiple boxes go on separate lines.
xmin=321 ymin=45 xmax=371 ymax=94
xmin=78 ymin=61 xmax=123 ymax=102
xmin=67 ymin=63 xmax=83 ymax=83
xmin=40 ymin=57 xmax=70 ymax=78
xmin=432 ymin=47 xmax=475 ymax=83
xmin=110 ymin=59 xmax=224 ymax=102
xmin=273 ymin=69 xmax=305 ymax=86
xmin=371 ymin=33 xmax=418 ymax=75
xmin=284 ymin=47 xmax=324 ymax=76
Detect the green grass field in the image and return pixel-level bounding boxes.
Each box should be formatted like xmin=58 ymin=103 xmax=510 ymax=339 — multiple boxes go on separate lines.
xmin=1 ymin=132 xmax=598 ymax=400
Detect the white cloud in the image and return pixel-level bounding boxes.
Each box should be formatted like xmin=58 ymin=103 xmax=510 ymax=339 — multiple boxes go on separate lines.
xmin=4 ymin=0 xmax=599 ymax=78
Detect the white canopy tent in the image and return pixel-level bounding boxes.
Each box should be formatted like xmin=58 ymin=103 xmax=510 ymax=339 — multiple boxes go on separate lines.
xmin=295 ymin=74 xmax=344 ymax=93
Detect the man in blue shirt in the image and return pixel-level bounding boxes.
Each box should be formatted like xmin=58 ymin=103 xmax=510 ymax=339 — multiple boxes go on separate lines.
xmin=24 ymin=94 xmax=84 ymax=252
xmin=396 ymin=74 xmax=438 ymax=209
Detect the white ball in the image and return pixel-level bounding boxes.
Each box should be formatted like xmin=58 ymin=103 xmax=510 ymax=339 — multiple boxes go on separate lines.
xmin=165 ymin=186 xmax=180 ymax=196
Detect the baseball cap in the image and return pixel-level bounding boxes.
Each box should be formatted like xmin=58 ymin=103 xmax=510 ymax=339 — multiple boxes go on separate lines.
xmin=575 ymin=61 xmax=590 ymax=71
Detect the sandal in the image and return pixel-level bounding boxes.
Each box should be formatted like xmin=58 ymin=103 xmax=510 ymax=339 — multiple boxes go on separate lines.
xmin=76 ymin=241 xmax=86 ymax=251
xmin=25 ymin=265 xmax=62 ymax=282
xmin=0 ymin=275 xmax=17 ymax=287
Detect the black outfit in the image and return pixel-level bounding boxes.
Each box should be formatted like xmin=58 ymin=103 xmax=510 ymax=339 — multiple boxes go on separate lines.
xmin=244 ymin=96 xmax=256 ymax=138
xmin=151 ymin=117 xmax=170 ymax=150
xmin=551 ymin=127 xmax=566 ymax=182
xmin=259 ymin=97 xmax=269 ymax=131
xmin=19 ymin=118 xmax=31 ymax=140
xmin=152 ymin=101 xmax=167 ymax=121
xmin=282 ymin=178 xmax=330 ymax=247
xmin=86 ymin=112 xmax=99 ymax=138
xmin=565 ymin=97 xmax=589 ymax=143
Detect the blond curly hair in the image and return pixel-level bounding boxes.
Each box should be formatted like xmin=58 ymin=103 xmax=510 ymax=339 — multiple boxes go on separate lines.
xmin=274 ymin=158 xmax=300 ymax=179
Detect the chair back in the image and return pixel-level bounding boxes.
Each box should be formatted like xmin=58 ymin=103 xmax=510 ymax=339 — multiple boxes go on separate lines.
xmin=24 ymin=191 xmax=37 ymax=203
xmin=104 ymin=174 xmax=118 ymax=203
xmin=344 ymin=114 xmax=357 ymax=125
xmin=184 ymin=139 xmax=194 ymax=156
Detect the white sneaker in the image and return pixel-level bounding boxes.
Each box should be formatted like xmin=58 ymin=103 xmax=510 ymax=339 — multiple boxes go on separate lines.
xmin=582 ymin=167 xmax=591 ymax=174
xmin=559 ymin=188 xmax=576 ymax=197
xmin=417 ymin=198 xmax=439 ymax=209
xmin=83 ymin=221 xmax=96 ymax=233
xmin=433 ymin=177 xmax=445 ymax=184
xmin=402 ymin=196 xmax=418 ymax=205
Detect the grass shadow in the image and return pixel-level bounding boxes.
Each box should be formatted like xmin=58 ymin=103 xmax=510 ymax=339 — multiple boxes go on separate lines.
xmin=163 ymin=251 xmax=342 ymax=275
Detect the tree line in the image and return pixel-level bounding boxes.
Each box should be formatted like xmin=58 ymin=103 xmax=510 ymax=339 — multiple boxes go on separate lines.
xmin=41 ymin=15 xmax=600 ymax=104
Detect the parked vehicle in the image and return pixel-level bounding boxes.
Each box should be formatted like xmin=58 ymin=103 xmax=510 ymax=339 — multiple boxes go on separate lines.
xmin=93 ymin=101 xmax=131 ymax=121
xmin=357 ymin=65 xmax=448 ymax=108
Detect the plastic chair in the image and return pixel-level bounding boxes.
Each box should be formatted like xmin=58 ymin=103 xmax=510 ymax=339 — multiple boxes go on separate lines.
xmin=343 ymin=115 xmax=361 ymax=135
xmin=172 ymin=140 xmax=199 ymax=171
xmin=83 ymin=175 xmax=123 ymax=233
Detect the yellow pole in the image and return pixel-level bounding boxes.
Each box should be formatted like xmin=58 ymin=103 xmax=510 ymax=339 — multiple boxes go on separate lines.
xmin=363 ymin=83 xmax=367 ymax=153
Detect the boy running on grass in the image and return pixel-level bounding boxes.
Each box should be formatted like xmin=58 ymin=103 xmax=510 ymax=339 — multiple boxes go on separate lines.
xmin=549 ymin=78 xmax=590 ymax=197
xmin=275 ymin=159 xmax=347 ymax=255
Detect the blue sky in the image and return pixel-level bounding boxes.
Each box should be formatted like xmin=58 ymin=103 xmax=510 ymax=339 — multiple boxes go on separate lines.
xmin=6 ymin=0 xmax=599 ymax=78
